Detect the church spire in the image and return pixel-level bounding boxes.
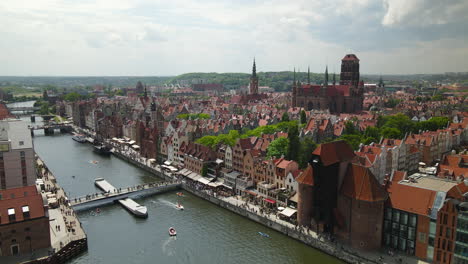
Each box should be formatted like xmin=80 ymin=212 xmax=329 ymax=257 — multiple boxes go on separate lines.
xmin=307 ymin=66 xmax=310 ymax=84
xmin=252 ymin=58 xmax=257 ymax=78
xmin=293 ymin=67 xmax=296 ymax=83
xmin=324 ymin=65 xmax=329 ymax=86
xmin=144 ymin=84 xmax=148 ymax=98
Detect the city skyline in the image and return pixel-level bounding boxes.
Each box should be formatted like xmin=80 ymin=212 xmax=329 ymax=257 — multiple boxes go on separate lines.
xmin=1 ymin=0 xmax=468 ymax=76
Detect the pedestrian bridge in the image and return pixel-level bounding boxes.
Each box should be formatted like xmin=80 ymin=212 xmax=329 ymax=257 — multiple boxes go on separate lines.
xmin=69 ymin=181 xmax=182 ymax=211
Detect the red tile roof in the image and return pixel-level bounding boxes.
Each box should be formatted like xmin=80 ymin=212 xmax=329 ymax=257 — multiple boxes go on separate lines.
xmin=386 ymin=181 xmax=436 ymax=216
xmin=296 ymin=164 xmax=314 ymax=186
xmin=0 ymin=185 xmax=46 ymax=225
xmin=341 ymin=164 xmax=387 ymax=202
xmin=312 ymin=140 xmax=355 ymax=166
xmin=0 ymin=102 xmax=14 ymax=120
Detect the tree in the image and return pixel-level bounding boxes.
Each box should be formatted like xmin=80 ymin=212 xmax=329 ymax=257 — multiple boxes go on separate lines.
xmin=266 ymin=137 xmax=289 ymax=158
xmin=300 ymin=110 xmax=307 ymax=124
xmin=195 ymin=136 xmax=217 ymax=148
xmin=38 ymin=102 xmax=50 ymax=115
xmin=286 ymin=124 xmax=300 ymax=161
xmin=298 ymin=137 xmax=317 ymax=168
xmin=381 ymin=127 xmax=401 ymax=139
xmin=64 ymin=92 xmax=81 ymax=102
xmin=343 ymin=121 xmax=358 ymax=135
xmin=340 ymin=134 xmax=363 ymax=150
xmin=363 ymin=126 xmax=381 ymax=143
xmin=281 ymin=112 xmax=290 ymax=122
xmin=201 ymin=164 xmax=208 ymax=177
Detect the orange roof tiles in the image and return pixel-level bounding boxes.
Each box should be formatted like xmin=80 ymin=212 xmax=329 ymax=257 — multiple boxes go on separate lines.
xmin=296 ymin=164 xmax=314 ymax=186
xmin=312 ymin=140 xmax=355 ymax=166
xmin=386 ymin=181 xmax=436 ymax=216
xmin=0 ymin=186 xmax=46 ymax=225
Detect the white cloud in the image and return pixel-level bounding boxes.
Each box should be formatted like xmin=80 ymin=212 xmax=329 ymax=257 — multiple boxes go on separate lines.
xmin=0 ymin=0 xmax=466 ymax=75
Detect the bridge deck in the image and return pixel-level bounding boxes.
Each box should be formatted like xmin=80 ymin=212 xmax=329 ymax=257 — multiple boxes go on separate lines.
xmin=69 ymin=181 xmax=181 ymax=207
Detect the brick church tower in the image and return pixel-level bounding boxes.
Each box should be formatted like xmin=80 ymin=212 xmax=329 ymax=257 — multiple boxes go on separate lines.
xmin=249 ymin=58 xmax=258 ymax=95
xmin=340 ymin=54 xmax=360 ymax=87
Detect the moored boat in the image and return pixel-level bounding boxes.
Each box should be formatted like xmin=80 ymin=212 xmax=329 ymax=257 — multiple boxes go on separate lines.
xmin=72 ymin=134 xmax=87 ymax=143
xmin=258 ymin=232 xmax=270 ymax=238
xmin=169 ymin=227 xmax=177 ymax=236
xmin=93 ymin=145 xmax=112 ymax=156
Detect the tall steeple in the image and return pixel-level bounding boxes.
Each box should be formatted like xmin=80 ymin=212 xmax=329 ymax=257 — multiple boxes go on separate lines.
xmin=324 ymin=66 xmax=329 ymax=86
xmin=293 ymin=67 xmax=296 ymax=83
xmin=252 ymin=58 xmax=257 ymax=78
xmin=249 ymin=58 xmax=259 ymax=95
xmin=307 ymin=66 xmax=310 ymax=84
xmin=144 ymin=84 xmax=148 ymax=98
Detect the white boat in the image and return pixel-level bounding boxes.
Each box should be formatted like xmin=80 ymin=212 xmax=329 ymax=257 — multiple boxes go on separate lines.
xmin=72 ymin=134 xmax=87 ymax=143
xmin=118 ymin=198 xmax=148 ymax=218
xmin=169 ymin=227 xmax=177 ymax=236
xmin=176 ymin=202 xmax=184 ymax=210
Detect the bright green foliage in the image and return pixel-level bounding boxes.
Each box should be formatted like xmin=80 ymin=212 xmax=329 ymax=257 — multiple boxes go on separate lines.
xmin=431 ymin=94 xmax=445 ymax=101
xmin=281 ymin=112 xmax=290 ymax=122
xmin=195 ymin=130 xmax=240 ymax=148
xmin=298 ymin=137 xmax=317 ymax=168
xmin=267 ymin=137 xmax=289 ymax=158
xmin=38 ymin=102 xmax=50 ymax=115
xmin=380 ymin=127 xmax=401 ymax=139
xmin=340 ymin=134 xmax=364 ymax=150
xmin=300 ymin=110 xmax=307 ymax=124
xmin=286 ymin=124 xmax=300 ymax=161
xmin=343 ymin=121 xmax=359 ymax=135
xmin=384 ymin=98 xmax=402 ymax=108
xmin=417 ymin=117 xmax=450 ymax=131
xmin=177 ymin=113 xmax=210 ymax=120
xmin=241 ymin=121 xmax=298 ymax=138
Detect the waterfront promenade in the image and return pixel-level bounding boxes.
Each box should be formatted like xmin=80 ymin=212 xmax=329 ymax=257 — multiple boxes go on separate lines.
xmin=73 ymin=125 xmax=427 ymax=264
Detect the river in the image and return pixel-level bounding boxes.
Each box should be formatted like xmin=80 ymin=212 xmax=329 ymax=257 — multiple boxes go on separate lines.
xmin=28 ymin=117 xmax=341 ymax=264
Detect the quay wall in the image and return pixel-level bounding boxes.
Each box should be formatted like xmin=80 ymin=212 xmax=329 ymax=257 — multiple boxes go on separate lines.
xmin=181 ymin=184 xmax=377 ymax=264
xmin=72 ymin=183 xmax=181 ymax=212
xmin=22 ymin=238 xmax=88 ymax=264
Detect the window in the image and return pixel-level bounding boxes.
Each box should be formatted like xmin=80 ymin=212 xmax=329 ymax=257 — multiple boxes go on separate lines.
xmin=20 ymin=151 xmax=25 ymax=157
xmin=446 ymin=228 xmax=451 ymax=239
xmin=8 ymin=208 xmax=16 ymax=222
xmin=19 ymin=141 xmax=24 ymax=146
xmin=22 ymin=206 xmax=30 ymax=219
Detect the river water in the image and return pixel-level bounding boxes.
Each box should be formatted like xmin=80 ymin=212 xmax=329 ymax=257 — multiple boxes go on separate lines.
xmin=28 ymin=117 xmax=341 ymax=264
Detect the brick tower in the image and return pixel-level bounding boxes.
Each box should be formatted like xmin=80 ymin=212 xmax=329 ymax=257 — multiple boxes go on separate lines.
xmin=249 ymin=58 xmax=258 ymax=95
xmin=339 ymin=54 xmax=360 ymax=87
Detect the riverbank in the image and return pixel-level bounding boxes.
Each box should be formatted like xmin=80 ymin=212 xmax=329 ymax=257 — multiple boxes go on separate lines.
xmin=73 ymin=125 xmax=425 ymax=264
xmin=23 ymin=157 xmax=88 ymax=264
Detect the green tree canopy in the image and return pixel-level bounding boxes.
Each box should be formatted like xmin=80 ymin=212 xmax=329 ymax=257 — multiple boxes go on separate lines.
xmin=298 ymin=137 xmax=317 ymax=169
xmin=267 ymin=137 xmax=289 ymax=158
xmin=286 ymin=124 xmax=300 ymax=161
xmin=300 ymin=110 xmax=307 ymax=124
xmin=281 ymin=112 xmax=290 ymax=122
xmin=64 ymin=92 xmax=81 ymax=102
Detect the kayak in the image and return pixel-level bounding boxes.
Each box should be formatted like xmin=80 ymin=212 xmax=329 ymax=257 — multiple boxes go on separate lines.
xmin=258 ymin=232 xmax=270 ymax=238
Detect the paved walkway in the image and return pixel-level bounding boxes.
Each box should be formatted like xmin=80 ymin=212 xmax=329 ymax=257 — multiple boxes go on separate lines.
xmin=75 ymin=126 xmax=428 ymax=264
xmin=37 ymin=158 xmax=86 ymax=252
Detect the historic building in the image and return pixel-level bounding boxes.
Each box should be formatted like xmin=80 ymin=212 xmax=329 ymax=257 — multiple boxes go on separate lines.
xmin=231 ymin=59 xmax=267 ymax=104
xmin=291 ymin=54 xmax=364 ymax=113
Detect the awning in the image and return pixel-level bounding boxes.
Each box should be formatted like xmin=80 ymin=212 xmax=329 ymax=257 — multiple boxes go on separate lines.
xmin=280 ymin=207 xmax=297 ymax=217
xmin=264 ymin=198 xmax=276 ymax=204
xmin=222 ymin=183 xmax=233 ymax=189
xmin=148 ymin=158 xmax=156 ymax=163
xmin=132 ymin=145 xmax=140 ymax=149
xmin=164 ymin=161 xmax=172 ymax=166
xmin=198 ymin=177 xmax=211 ymax=185
xmin=208 ymin=180 xmax=224 ymax=188
xmin=8 ymin=208 xmax=15 ymax=215
xmin=168 ymin=166 xmax=178 ymax=172
xmin=244 ymin=190 xmax=258 ymax=196
xmin=22 ymin=206 xmax=30 ymax=212
xmin=112 ymin=137 xmax=118 ymax=141
xmin=128 ymin=140 xmax=136 ymax=145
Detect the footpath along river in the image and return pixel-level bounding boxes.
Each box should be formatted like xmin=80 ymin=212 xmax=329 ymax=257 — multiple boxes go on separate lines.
xmin=29 ymin=117 xmax=341 ymax=264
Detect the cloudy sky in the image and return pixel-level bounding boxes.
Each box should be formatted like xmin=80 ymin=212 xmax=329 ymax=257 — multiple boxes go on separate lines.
xmin=1 ymin=0 xmax=468 ymax=76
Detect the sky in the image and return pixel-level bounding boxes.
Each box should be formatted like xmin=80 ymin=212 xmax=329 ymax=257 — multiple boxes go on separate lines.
xmin=1 ymin=0 xmax=468 ymax=76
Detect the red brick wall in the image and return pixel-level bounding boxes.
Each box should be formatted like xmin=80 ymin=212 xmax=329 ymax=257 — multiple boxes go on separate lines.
xmin=415 ymin=215 xmax=430 ymax=260
xmin=0 ymin=217 xmax=50 ymax=256
xmin=348 ymin=200 xmax=384 ymax=250
xmin=433 ymin=201 xmax=457 ymax=264
xmin=297 ymin=183 xmax=314 ymax=227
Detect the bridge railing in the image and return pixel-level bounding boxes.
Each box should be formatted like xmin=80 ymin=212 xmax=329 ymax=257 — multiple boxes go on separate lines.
xmin=70 ymin=181 xmax=181 ymax=206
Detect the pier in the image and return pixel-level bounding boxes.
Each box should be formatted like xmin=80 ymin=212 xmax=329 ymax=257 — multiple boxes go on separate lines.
xmin=70 ymin=181 xmax=181 ymax=212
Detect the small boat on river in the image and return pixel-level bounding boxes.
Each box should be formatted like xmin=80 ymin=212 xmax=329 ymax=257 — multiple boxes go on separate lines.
xmin=258 ymin=232 xmax=270 ymax=238
xmin=169 ymin=227 xmax=177 ymax=236
xmin=72 ymin=134 xmax=87 ymax=143
xmin=176 ymin=202 xmax=184 ymax=210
